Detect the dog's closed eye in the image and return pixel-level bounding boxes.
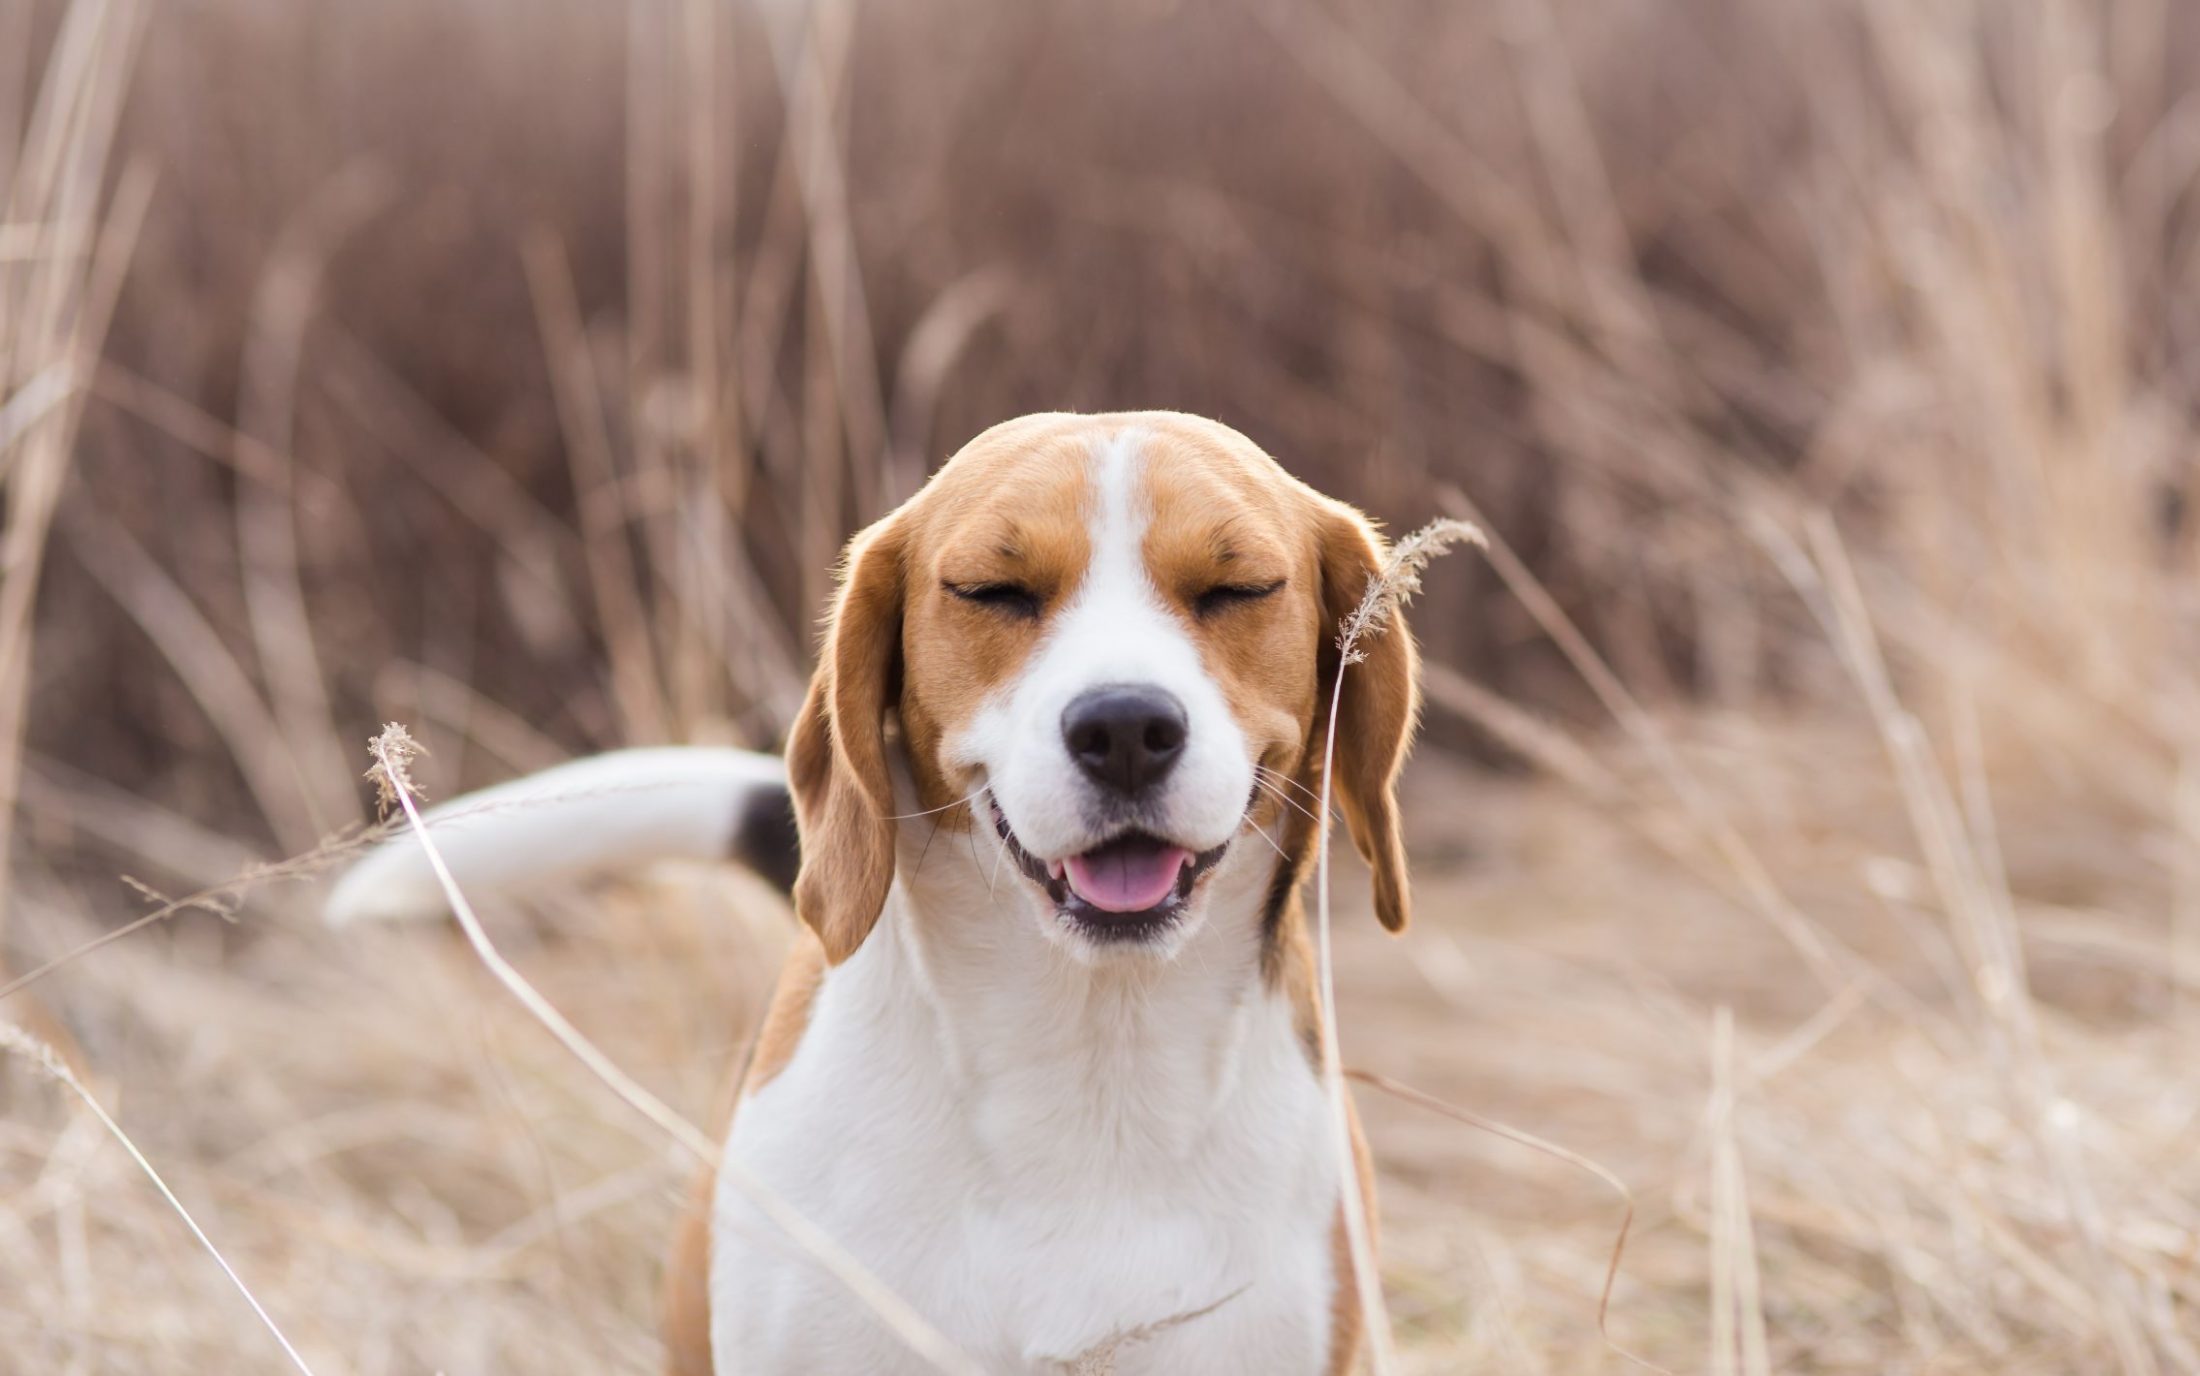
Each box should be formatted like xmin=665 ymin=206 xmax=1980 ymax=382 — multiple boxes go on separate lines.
xmin=1193 ymin=580 xmax=1284 ymax=618
xmin=946 ymin=580 xmax=1042 ymax=619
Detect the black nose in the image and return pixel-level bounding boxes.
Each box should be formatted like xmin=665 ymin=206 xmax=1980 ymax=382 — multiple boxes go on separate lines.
xmin=1062 ymin=685 xmax=1188 ymax=796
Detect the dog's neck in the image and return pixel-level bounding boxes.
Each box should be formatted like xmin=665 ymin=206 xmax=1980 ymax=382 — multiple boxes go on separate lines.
xmin=852 ymin=812 xmax=1292 ymax=1170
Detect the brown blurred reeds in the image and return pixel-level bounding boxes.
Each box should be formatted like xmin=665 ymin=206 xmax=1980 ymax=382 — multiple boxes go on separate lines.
xmin=2 ymin=0 xmax=2196 ymax=1371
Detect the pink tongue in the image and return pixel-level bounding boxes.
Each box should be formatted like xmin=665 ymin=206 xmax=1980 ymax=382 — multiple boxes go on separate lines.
xmin=1063 ymin=841 xmax=1192 ymax=913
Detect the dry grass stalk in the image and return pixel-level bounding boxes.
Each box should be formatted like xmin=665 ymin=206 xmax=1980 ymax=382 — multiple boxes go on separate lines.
xmin=1796 ymin=518 xmax=2165 ymax=1373
xmin=1440 ymin=483 xmax=1860 ymax=995
xmin=1315 ymin=516 xmax=1481 ymax=1375
xmin=2177 ymin=759 xmax=2200 ymax=1021
xmin=523 ymin=231 xmax=673 ymax=747
xmin=1706 ymin=1008 xmax=1770 ymax=1376
xmin=61 ymin=499 xmax=333 ymax=853
xmin=362 ymin=722 xmax=985 ymax=1376
xmin=0 ymin=819 xmax=391 ymax=1004
xmin=1060 ymin=1287 xmax=1247 ymax=1376
xmin=0 ymin=0 xmax=151 ymax=951
xmin=0 ymin=1020 xmax=318 ymax=1375
xmin=1344 ymin=1067 xmax=1667 ymax=1375
xmin=233 ymin=164 xmax=393 ymax=839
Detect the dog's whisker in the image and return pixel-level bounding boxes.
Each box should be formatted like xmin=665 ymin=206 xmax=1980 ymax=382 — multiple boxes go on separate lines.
xmin=1254 ymin=764 xmax=1323 ymax=803
xmin=1250 ymin=774 xmax=1319 ymax=825
xmin=917 ymin=814 xmax=945 ymax=874
xmin=1254 ymin=769 xmax=1331 ymax=821
xmin=1253 ymin=779 xmax=1316 ymax=823
xmin=1249 ymin=779 xmax=1293 ymax=818
xmin=885 ymin=787 xmax=988 ymax=822
xmin=1239 ymin=815 xmax=1291 ymax=864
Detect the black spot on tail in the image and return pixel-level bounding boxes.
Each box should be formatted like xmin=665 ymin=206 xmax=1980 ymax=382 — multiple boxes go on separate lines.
xmin=730 ymin=783 xmax=801 ymax=894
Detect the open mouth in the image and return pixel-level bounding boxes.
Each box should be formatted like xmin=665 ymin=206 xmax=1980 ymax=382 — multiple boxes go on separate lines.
xmin=989 ymin=798 xmax=1228 ymax=943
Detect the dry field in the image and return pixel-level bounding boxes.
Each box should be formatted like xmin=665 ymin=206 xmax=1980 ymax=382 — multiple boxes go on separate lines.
xmin=3 ymin=0 xmax=2198 ymax=1372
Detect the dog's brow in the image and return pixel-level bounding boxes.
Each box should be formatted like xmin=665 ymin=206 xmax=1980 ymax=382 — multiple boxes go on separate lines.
xmin=1204 ymin=512 xmax=1254 ymax=564
xmin=987 ymin=520 xmax=1030 ymax=560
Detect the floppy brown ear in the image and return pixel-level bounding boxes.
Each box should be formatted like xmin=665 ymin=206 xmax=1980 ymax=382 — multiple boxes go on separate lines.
xmin=786 ymin=516 xmax=906 ymax=963
xmin=1316 ymin=504 xmax=1420 ymax=933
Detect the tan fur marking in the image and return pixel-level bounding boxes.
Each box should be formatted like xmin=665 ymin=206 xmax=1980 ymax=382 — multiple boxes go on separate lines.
xmin=1327 ymin=1104 xmax=1380 ymax=1375
xmin=1139 ymin=432 xmax=1323 ymax=802
xmin=662 ymin=1150 xmax=720 ymax=1376
xmin=662 ymin=933 xmax=829 ymax=1376
xmin=896 ymin=421 xmax=1096 ymax=815
xmin=1275 ymin=899 xmax=1381 ymax=1375
xmin=743 ymin=932 xmax=830 ymax=1093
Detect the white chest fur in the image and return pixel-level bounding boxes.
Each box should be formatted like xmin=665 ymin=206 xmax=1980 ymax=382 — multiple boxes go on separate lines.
xmin=709 ymin=839 xmax=1341 ymax=1374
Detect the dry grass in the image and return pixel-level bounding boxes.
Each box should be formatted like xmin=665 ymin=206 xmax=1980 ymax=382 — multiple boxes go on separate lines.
xmin=0 ymin=1019 xmax=317 ymax=1374
xmin=3 ymin=0 xmax=2197 ymax=1371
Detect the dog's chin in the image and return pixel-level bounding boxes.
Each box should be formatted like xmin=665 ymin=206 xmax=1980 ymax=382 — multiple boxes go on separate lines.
xmin=988 ymin=799 xmax=1228 ymax=955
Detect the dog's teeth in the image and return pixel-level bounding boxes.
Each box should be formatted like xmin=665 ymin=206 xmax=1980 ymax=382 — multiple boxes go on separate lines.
xmin=1049 ymin=860 xmax=1066 ymax=880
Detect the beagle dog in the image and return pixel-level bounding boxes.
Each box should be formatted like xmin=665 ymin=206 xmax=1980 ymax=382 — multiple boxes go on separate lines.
xmin=328 ymin=412 xmax=1420 ymax=1375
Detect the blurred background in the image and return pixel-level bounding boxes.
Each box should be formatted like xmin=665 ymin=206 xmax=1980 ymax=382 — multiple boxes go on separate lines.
xmin=3 ymin=0 xmax=2197 ymax=1371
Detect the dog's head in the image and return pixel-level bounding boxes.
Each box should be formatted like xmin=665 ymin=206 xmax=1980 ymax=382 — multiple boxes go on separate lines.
xmin=786 ymin=413 xmax=1418 ymax=963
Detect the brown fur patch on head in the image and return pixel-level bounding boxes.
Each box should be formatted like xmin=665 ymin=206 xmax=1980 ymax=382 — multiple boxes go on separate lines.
xmin=1137 ymin=424 xmax=1326 ymax=809
xmin=895 ymin=417 xmax=1097 ymax=812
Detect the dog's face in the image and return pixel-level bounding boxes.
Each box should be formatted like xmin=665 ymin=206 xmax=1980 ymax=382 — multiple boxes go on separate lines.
xmin=787 ymin=413 xmax=1418 ymax=963
xmin=908 ymin=422 xmax=1323 ymax=955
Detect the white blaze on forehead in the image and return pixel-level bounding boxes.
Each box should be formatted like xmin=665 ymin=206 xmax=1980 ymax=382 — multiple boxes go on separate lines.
xmin=1085 ymin=426 xmax=1150 ymax=614
xmin=950 ymin=426 xmax=1255 ymax=865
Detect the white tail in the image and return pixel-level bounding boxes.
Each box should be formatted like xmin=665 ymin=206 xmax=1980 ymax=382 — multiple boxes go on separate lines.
xmin=324 ymin=747 xmax=794 ymax=926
